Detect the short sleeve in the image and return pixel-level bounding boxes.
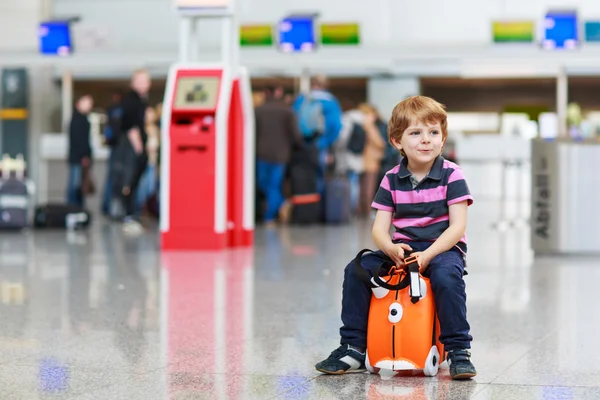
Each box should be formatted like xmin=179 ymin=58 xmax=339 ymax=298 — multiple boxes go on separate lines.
xmin=447 ymin=167 xmax=474 ymax=206
xmin=371 ymin=175 xmax=395 ymax=212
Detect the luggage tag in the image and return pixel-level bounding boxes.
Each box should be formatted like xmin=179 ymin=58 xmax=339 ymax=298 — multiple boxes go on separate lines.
xmin=404 ymin=255 xmax=423 ymax=304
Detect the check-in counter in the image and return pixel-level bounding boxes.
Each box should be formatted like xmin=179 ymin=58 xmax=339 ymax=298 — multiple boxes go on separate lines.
xmin=531 ymin=138 xmax=600 ymax=255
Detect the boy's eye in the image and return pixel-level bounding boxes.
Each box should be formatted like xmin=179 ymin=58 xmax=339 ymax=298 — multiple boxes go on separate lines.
xmin=411 ymin=131 xmax=420 ymax=135
xmin=431 ymin=130 xmax=439 ymax=135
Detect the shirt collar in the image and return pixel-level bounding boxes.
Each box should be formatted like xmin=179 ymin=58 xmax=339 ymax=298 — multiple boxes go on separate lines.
xmin=397 ymin=155 xmax=444 ymax=180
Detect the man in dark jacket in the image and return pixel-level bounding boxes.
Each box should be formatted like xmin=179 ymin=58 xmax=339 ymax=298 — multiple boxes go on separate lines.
xmin=255 ymin=83 xmax=302 ymax=227
xmin=101 ymin=91 xmax=123 ymax=216
xmin=66 ymin=95 xmax=93 ymax=207
xmin=113 ymin=69 xmax=151 ymax=234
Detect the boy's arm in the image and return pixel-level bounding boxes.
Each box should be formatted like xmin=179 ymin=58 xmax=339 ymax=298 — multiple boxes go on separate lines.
xmin=371 ymin=175 xmax=413 ymax=266
xmin=372 ymin=210 xmax=394 ymax=251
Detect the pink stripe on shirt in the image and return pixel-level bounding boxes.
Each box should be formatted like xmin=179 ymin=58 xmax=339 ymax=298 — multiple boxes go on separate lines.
xmin=448 ymin=194 xmax=473 ymax=206
xmin=393 ymin=215 xmax=449 ymax=229
xmin=392 ymin=186 xmax=447 ymax=204
xmin=447 ymin=168 xmax=466 ymax=184
xmin=380 ymin=175 xmax=391 ymax=191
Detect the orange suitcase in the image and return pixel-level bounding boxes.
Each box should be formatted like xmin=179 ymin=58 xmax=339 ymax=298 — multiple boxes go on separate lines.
xmin=354 ymin=249 xmax=444 ymax=378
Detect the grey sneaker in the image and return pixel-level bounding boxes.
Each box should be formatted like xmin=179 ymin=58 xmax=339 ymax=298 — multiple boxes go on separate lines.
xmin=315 ymin=345 xmax=366 ymax=375
xmin=447 ymin=349 xmax=477 ymax=380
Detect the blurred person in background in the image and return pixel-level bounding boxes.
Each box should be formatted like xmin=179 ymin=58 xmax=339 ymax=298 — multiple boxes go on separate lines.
xmin=137 ymin=106 xmax=160 ymax=214
xmin=66 ymin=94 xmax=93 ymax=207
xmin=101 ymin=90 xmax=123 ymax=216
xmin=357 ymin=104 xmax=387 ymax=219
xmin=332 ymin=102 xmax=365 ymax=216
xmin=114 ymin=69 xmax=152 ymax=234
xmin=255 ymin=81 xmax=302 ymax=228
xmin=334 ymin=103 xmax=388 ymax=219
xmin=293 ymin=74 xmax=343 ymax=194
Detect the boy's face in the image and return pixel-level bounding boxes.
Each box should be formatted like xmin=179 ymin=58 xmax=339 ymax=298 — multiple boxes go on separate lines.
xmin=394 ymin=118 xmax=445 ymax=166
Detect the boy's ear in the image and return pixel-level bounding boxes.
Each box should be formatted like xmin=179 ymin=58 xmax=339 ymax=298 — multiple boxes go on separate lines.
xmin=390 ymin=137 xmax=402 ymax=151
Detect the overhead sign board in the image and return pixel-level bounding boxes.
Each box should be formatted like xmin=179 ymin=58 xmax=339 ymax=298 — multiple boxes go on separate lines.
xmin=174 ymin=0 xmax=233 ymax=16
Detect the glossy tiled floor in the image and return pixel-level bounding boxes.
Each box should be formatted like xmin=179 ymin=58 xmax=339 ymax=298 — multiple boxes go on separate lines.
xmin=1 ymin=170 xmax=600 ymax=398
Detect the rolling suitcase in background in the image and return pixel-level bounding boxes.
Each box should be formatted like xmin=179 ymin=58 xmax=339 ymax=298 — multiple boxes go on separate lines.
xmin=354 ymin=249 xmax=444 ymax=379
xmin=324 ymin=177 xmax=350 ymax=224
xmin=289 ymin=145 xmax=321 ymax=225
xmin=34 ymin=203 xmax=91 ymax=229
xmin=0 ymin=178 xmax=29 ymax=229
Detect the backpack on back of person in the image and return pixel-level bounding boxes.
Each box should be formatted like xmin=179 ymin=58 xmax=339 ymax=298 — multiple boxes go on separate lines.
xmin=297 ymin=96 xmax=325 ymax=141
xmin=103 ymin=107 xmax=123 ymax=146
xmin=347 ymin=122 xmax=366 ymax=154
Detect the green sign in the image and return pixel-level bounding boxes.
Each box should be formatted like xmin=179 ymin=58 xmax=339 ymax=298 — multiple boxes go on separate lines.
xmin=240 ymin=24 xmax=273 ymax=46
xmin=492 ymin=21 xmax=535 ymax=43
xmin=320 ymin=23 xmax=360 ymax=45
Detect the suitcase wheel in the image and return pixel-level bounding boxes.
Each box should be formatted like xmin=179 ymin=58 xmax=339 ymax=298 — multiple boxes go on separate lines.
xmin=423 ymin=346 xmax=440 ymax=377
xmin=365 ymin=350 xmax=379 ymax=374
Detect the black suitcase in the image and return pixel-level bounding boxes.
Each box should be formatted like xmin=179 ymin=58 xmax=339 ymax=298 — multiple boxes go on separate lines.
xmin=289 ymin=145 xmax=321 ymax=225
xmin=34 ymin=203 xmax=91 ymax=229
xmin=0 ymin=178 xmax=29 ymax=229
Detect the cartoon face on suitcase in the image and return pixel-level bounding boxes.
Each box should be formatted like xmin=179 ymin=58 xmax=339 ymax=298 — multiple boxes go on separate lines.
xmin=365 ymin=255 xmax=444 ymax=378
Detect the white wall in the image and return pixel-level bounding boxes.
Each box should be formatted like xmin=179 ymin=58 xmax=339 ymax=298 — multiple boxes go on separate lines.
xmin=0 ymin=0 xmax=44 ymax=51
xmin=53 ymin=0 xmax=600 ymax=52
xmin=367 ymin=77 xmax=420 ymax=120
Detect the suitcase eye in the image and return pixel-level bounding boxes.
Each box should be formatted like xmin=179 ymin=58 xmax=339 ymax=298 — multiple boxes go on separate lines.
xmin=388 ymin=303 xmax=403 ymax=323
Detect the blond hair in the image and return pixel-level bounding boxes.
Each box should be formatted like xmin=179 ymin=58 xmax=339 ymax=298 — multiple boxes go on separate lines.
xmin=387 ymin=96 xmax=448 ymax=157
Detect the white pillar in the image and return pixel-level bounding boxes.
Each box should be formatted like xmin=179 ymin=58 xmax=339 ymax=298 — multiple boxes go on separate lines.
xmin=299 ymin=68 xmax=310 ymax=94
xmin=367 ymin=76 xmax=420 ymax=121
xmin=221 ymin=16 xmax=233 ymax=66
xmin=190 ymin=18 xmax=199 ymax=62
xmin=231 ymin=6 xmax=240 ymax=70
xmin=61 ymin=69 xmax=73 ymax=131
xmin=179 ymin=18 xmax=191 ymax=62
xmin=556 ymin=67 xmax=568 ymax=138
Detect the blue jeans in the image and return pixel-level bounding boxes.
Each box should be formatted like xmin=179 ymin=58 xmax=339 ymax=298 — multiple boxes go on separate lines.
xmin=339 ymin=242 xmax=472 ymax=351
xmin=256 ymin=160 xmax=286 ymax=222
xmin=101 ymin=150 xmax=115 ymax=215
xmin=137 ymin=164 xmax=157 ymax=211
xmin=66 ymin=164 xmax=83 ymax=207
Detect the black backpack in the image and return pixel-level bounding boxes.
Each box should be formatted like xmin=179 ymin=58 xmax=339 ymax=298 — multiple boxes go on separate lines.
xmin=347 ymin=122 xmax=366 ymax=154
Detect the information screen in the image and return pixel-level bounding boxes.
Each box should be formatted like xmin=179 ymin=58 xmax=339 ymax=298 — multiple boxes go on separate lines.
xmin=39 ymin=21 xmax=72 ymax=56
xmin=278 ymin=16 xmax=316 ymax=52
xmin=174 ymin=77 xmax=220 ymax=110
xmin=585 ymin=21 xmax=600 ymax=42
xmin=542 ymin=10 xmax=578 ymax=49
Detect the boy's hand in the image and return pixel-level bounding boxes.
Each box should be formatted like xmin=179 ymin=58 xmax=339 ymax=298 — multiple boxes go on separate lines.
xmin=410 ymin=251 xmax=434 ymax=273
xmin=383 ymin=243 xmax=413 ymax=268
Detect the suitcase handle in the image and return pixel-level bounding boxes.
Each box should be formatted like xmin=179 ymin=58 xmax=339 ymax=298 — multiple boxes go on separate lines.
xmin=353 ymin=249 xmax=417 ymax=292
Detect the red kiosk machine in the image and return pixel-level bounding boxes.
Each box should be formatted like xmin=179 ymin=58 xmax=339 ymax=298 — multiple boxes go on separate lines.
xmin=160 ymin=64 xmax=254 ymax=250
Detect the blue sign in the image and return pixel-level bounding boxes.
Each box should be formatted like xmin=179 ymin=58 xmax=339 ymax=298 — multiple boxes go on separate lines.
xmin=277 ymin=16 xmax=316 ymax=53
xmin=542 ymin=10 xmax=578 ymax=49
xmin=39 ymin=21 xmax=72 ymax=56
xmin=585 ymin=21 xmax=600 ymax=42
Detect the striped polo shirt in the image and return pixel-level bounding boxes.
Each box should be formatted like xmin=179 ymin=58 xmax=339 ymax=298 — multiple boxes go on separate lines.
xmin=371 ymin=156 xmax=473 ymax=253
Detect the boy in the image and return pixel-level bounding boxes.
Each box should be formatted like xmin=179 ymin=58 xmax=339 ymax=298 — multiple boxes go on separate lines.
xmin=315 ymin=96 xmax=477 ymax=380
